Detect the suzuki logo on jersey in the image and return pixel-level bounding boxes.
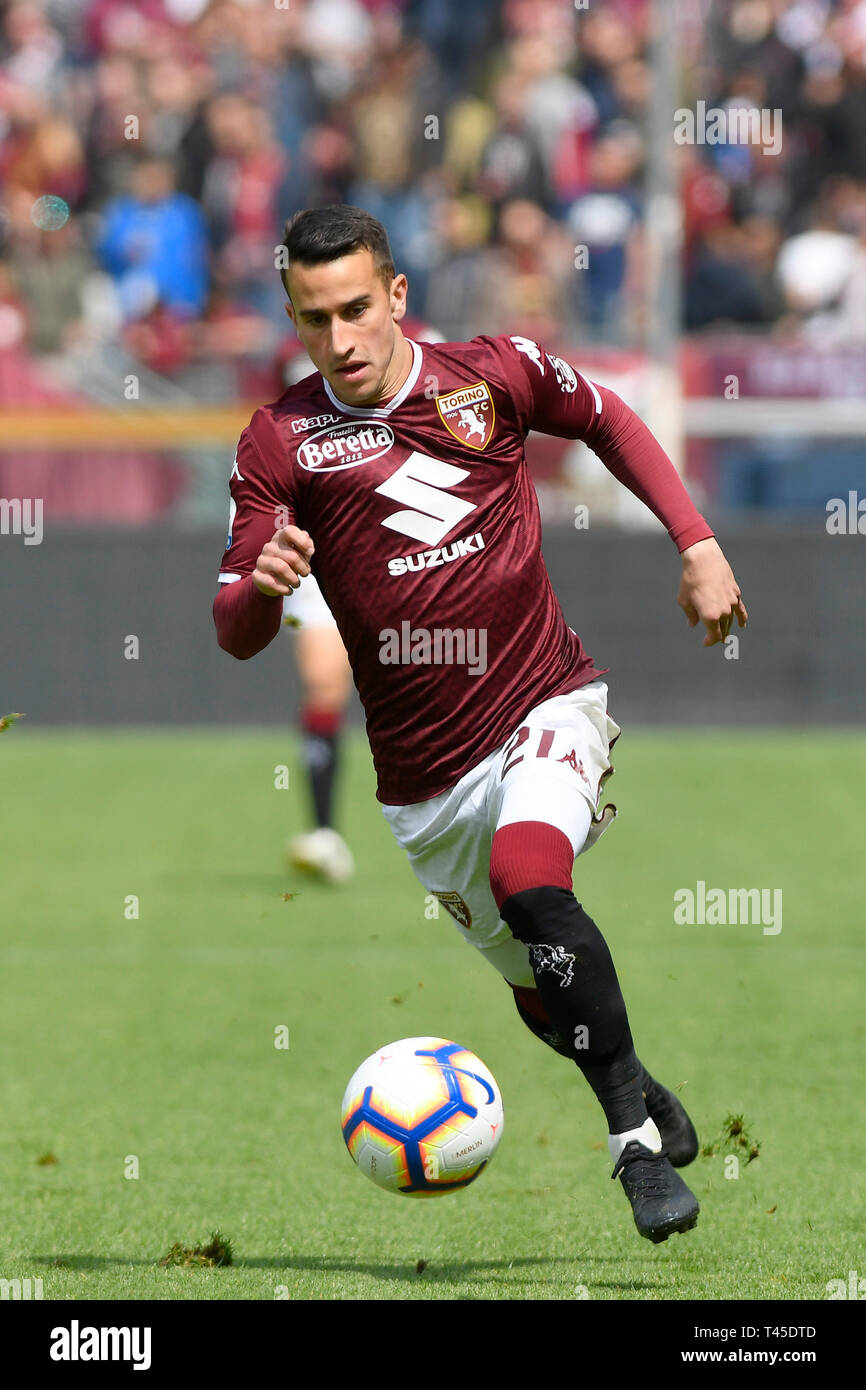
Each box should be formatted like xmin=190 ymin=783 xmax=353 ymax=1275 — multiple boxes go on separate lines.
xmin=297 ymin=419 xmax=394 ymax=472
xmin=387 ymin=530 xmax=485 ymax=576
xmin=435 ymin=380 xmax=495 ymax=451
xmin=375 ymin=450 xmax=485 ymax=573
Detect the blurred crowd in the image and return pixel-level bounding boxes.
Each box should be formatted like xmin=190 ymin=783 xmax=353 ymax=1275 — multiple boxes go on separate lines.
xmin=2 ymin=0 xmax=866 ymax=388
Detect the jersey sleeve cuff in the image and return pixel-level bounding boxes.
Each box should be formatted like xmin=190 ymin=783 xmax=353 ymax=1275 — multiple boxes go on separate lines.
xmin=671 ymin=518 xmax=715 ymax=553
xmin=218 ymin=571 xmax=283 ymax=603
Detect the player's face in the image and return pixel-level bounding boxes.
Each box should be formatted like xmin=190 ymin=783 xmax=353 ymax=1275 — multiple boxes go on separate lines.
xmin=285 ymin=250 xmax=410 ymax=405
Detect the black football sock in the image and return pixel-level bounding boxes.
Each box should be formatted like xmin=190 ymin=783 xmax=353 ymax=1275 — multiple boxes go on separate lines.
xmin=499 ymin=885 xmax=648 ymax=1134
xmin=509 ymin=982 xmax=573 ymax=1058
xmin=510 ymin=984 xmax=657 ymax=1108
xmin=300 ymin=707 xmax=342 ymax=829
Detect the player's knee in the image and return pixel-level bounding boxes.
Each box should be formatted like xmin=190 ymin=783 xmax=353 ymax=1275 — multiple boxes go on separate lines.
xmin=489 ymin=821 xmax=573 ymax=911
xmin=498 ymin=884 xmax=579 ymax=945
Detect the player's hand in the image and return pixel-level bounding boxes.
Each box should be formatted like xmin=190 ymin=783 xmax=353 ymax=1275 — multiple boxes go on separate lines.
xmin=252 ymin=525 xmax=315 ymax=597
xmin=678 ymin=537 xmax=748 ymax=647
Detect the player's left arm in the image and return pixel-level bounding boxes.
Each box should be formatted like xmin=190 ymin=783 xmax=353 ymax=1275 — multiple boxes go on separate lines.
xmin=498 ymin=336 xmax=748 ymax=648
xmin=676 ymin=535 xmax=747 ymax=648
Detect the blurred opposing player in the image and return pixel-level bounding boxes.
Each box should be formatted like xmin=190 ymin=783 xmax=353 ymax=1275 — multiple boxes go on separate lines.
xmin=275 ymin=316 xmax=446 ymax=885
xmin=213 ymin=206 xmax=748 ymax=1242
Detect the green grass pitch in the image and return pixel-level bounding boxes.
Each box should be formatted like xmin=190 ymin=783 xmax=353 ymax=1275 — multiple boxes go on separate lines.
xmin=0 ymin=726 xmax=862 ymax=1301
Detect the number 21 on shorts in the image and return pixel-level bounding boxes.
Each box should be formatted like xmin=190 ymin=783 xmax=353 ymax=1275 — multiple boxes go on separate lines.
xmin=500 ymin=726 xmax=558 ymax=779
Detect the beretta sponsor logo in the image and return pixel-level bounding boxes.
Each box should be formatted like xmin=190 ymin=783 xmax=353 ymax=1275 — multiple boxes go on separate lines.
xmin=297 ymin=419 xmax=395 ymax=472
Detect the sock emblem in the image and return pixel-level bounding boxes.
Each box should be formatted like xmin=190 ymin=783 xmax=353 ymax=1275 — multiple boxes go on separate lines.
xmin=529 ymin=943 xmax=576 ymax=988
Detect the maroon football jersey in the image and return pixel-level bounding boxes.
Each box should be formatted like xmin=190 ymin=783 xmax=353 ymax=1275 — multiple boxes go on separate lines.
xmin=215 ymin=333 xmax=714 ymax=803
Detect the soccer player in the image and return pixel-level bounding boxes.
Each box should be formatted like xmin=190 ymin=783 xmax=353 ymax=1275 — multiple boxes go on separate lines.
xmin=279 ymin=571 xmax=356 ymax=883
xmin=214 ymin=206 xmax=748 ymax=1242
xmin=276 ymin=317 xmax=447 ymax=886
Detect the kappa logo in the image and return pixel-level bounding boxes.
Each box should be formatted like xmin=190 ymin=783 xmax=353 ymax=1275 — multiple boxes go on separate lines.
xmin=510 ymin=336 xmax=545 ymax=374
xmin=529 ymin=943 xmax=575 ymax=989
xmin=291 ymin=412 xmax=339 ymax=435
xmin=225 ymin=450 xmax=242 ymax=549
xmin=432 ymin=891 xmax=473 ymax=930
xmin=435 ymin=381 xmax=495 ymax=451
xmin=558 ymin=749 xmax=592 ymax=789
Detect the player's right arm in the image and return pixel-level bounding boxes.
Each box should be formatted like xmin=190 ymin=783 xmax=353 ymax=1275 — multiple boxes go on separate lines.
xmin=251 ymin=525 xmax=314 ymax=598
xmin=213 ymin=415 xmax=313 ymax=661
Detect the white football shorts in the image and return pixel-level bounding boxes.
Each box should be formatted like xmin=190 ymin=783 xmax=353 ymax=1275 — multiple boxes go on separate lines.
xmin=381 ymin=680 xmax=621 ymax=989
xmin=282 ymin=573 xmax=338 ymax=631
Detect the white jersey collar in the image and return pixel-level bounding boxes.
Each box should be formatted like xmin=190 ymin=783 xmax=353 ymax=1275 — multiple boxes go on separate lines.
xmin=322 ymin=339 xmax=422 ymax=418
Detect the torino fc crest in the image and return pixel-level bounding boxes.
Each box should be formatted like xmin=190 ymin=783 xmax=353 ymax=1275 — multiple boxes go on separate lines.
xmin=433 ymin=892 xmax=473 ymax=930
xmin=436 ymin=380 xmax=495 ymax=451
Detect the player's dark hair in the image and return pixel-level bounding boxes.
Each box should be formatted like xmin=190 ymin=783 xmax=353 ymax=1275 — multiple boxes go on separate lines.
xmin=279 ymin=205 xmax=396 ymax=297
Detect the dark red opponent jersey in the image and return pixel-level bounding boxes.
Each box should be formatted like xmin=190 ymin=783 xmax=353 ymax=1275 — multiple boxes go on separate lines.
xmin=214 ymin=333 xmax=714 ymax=804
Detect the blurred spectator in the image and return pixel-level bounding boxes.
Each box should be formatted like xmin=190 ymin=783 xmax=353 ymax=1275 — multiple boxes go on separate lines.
xmin=477 ymin=71 xmax=549 ymax=210
xmin=473 ymin=197 xmax=575 ymax=340
xmin=829 ymin=222 xmax=866 ymax=343
xmin=6 ymin=218 xmax=94 ymax=354
xmin=81 ymin=53 xmax=145 ymax=207
xmin=566 ymin=125 xmax=643 ymax=338
xmin=121 ymin=299 xmax=195 ymax=374
xmin=509 ymin=32 xmax=596 ymax=202
xmin=95 ymin=154 xmax=210 ymax=318
xmin=3 ymin=115 xmax=87 ymax=210
xmin=424 ymin=194 xmax=492 ymax=338
xmin=0 ymin=258 xmax=28 ymax=352
xmin=294 ymin=117 xmax=355 ymax=209
xmin=407 ymin=0 xmax=500 ymax=97
xmin=146 ymin=55 xmax=215 ymax=200
xmin=576 ymin=6 xmax=645 ymax=128
xmin=775 ymin=176 xmax=862 ymax=332
xmin=201 ymin=92 xmax=287 ymax=320
xmin=686 ymin=220 xmax=781 ymax=329
xmin=2 ymin=1 xmax=64 ymax=98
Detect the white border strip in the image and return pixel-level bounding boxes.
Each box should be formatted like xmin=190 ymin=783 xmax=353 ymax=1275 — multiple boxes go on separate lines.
xmin=576 ymin=370 xmax=603 ymax=416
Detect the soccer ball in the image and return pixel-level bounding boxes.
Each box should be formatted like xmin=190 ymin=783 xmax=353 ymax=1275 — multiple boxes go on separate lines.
xmin=340 ymin=1037 xmax=504 ymax=1196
